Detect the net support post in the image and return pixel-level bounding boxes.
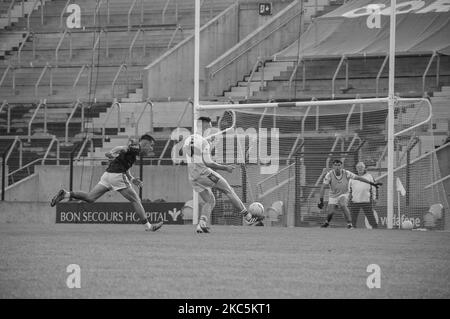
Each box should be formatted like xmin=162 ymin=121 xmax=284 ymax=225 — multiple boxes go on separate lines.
xmin=294 ymin=154 xmax=301 ymax=226
xmin=1 ymin=152 xmax=5 ymax=201
xmin=386 ymin=0 xmax=397 ymax=229
xmin=193 ymin=0 xmax=201 ymax=225
xmin=139 ymin=156 xmax=143 ymax=200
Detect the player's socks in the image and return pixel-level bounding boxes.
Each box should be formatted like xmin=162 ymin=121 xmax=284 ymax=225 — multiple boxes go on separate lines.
xmin=197 ymin=215 xmax=210 ymax=233
xmin=241 ymin=209 xmax=251 ymax=220
xmin=143 ymin=220 xmax=152 ymax=230
xmin=146 ymin=221 xmax=163 ymax=232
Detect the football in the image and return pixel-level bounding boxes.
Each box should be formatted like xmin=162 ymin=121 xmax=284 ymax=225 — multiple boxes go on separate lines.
xmin=248 ymin=202 xmax=265 ymax=217
xmin=401 ymin=220 xmax=413 ymax=230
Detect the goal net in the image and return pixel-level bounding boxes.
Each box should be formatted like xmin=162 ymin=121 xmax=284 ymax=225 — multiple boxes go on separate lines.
xmin=191 ymin=97 xmax=448 ymax=230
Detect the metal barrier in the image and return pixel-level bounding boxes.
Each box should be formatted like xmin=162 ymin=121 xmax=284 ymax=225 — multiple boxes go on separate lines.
xmin=72 ymin=64 xmax=89 ymax=88
xmin=0 ymin=135 xmax=69 ymax=196
xmin=288 ymin=58 xmax=305 ymax=95
xmin=0 ymin=100 xmax=11 ymax=134
xmin=342 ymin=133 xmax=363 ymax=165
xmin=331 ymin=55 xmax=347 ymax=99
xmin=246 ymin=57 xmax=266 ymax=100
xmin=6 ymin=0 xmax=25 ymax=25
xmin=35 ymin=63 xmax=53 ymax=97
xmin=345 ymin=94 xmax=362 ymax=135
xmin=375 ymin=55 xmax=388 ymax=97
xmin=55 ymin=29 xmax=72 ymax=65
xmin=27 ymin=0 xmax=45 ymax=32
xmin=0 ymin=65 xmax=14 ymax=90
xmin=65 ymin=99 xmax=84 ymax=144
xmin=3 ymin=136 xmax=23 ymax=169
xmin=17 ymin=32 xmax=32 ymax=64
xmin=111 ymin=64 xmax=128 ymax=98
xmin=158 ymin=99 xmax=193 ymax=165
xmin=162 ymin=0 xmax=178 ymax=24
xmin=128 ymin=0 xmax=144 ymax=31
xmin=102 ymin=99 xmax=121 ymax=142
xmin=134 ymin=98 xmax=153 ymax=137
xmin=422 ymin=52 xmax=439 ymax=94
xmin=92 ymin=29 xmax=104 ymax=56
xmin=27 ymin=99 xmax=47 ymax=141
xmin=128 ymin=29 xmax=146 ymax=63
xmin=397 ymin=135 xmax=420 ymax=166
xmin=42 ymin=135 xmax=60 ymax=165
xmin=76 ymin=135 xmax=95 ymax=161
xmin=59 ymin=0 xmax=72 ymax=29
xmin=1 ymin=139 xmax=15 ymax=201
xmin=93 ymin=0 xmax=110 ymax=26
xmin=167 ymin=24 xmax=182 ymax=49
xmin=0 ymin=135 xmax=24 ymax=197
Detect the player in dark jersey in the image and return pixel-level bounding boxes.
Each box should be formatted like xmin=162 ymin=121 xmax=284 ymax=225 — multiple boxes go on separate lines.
xmin=50 ymin=134 xmax=163 ymax=232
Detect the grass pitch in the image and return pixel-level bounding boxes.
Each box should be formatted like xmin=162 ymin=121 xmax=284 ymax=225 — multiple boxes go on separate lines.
xmin=0 ymin=223 xmax=449 ymax=299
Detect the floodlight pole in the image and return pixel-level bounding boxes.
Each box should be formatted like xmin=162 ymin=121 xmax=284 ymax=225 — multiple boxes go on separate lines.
xmin=193 ymin=0 xmax=200 ymax=225
xmin=387 ymin=0 xmax=396 ymax=229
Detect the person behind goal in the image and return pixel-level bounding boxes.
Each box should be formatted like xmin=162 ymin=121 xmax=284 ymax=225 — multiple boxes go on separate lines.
xmin=183 ymin=116 xmax=264 ymax=233
xmin=349 ymin=162 xmax=378 ymax=228
xmin=50 ymin=134 xmax=163 ymax=232
xmin=318 ymin=159 xmax=382 ymax=229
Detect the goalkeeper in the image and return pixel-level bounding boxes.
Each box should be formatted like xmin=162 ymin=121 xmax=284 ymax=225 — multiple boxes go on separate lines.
xmin=318 ymin=159 xmax=382 ymax=229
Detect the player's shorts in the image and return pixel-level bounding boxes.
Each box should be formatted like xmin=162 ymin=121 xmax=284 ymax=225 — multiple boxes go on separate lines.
xmin=98 ymin=172 xmax=131 ymax=191
xmin=328 ymin=193 xmax=349 ymax=206
xmin=189 ymin=170 xmax=222 ymax=192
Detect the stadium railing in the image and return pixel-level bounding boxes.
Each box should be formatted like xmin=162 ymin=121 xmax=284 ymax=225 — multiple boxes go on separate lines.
xmin=27 ymin=98 xmax=47 ymax=141
xmin=101 ymin=98 xmax=121 ymax=141
xmin=64 ymin=99 xmax=84 ymax=144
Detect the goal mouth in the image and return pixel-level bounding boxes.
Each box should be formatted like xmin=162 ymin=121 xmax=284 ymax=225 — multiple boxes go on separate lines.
xmin=191 ymin=97 xmax=447 ymax=230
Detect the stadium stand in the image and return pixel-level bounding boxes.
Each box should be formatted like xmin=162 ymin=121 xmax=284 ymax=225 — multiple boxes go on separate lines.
xmin=0 ymin=0 xmax=238 ymax=187
xmin=1 ymin=0 xmax=449 ymax=227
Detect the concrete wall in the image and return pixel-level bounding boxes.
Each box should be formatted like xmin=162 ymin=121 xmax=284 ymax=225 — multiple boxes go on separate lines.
xmin=238 ymin=0 xmax=294 ymax=41
xmin=204 ymin=0 xmax=302 ymax=97
xmin=144 ymin=3 xmax=240 ymax=100
xmin=1 ymin=162 xmax=296 ymax=225
xmin=0 ymin=202 xmax=54 ymax=223
xmin=1 ymin=162 xmax=292 ymax=201
xmin=1 ymin=164 xmax=247 ymax=203
xmin=143 ymin=1 xmax=295 ymax=100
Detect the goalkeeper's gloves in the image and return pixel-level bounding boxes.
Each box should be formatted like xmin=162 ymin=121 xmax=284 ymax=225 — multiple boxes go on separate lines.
xmin=370 ymin=182 xmax=383 ymax=188
xmin=317 ymin=198 xmax=324 ymax=209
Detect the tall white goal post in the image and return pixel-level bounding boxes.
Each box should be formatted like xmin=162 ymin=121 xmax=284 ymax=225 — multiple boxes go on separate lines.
xmin=193 ymin=96 xmax=435 ymax=227
xmin=192 ymin=0 xmax=443 ymax=229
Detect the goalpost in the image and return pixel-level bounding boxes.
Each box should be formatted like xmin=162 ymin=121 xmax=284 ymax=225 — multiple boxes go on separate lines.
xmin=192 ymin=0 xmax=444 ymax=229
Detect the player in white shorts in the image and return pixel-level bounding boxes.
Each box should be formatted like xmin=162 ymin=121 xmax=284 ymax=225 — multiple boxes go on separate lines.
xmin=318 ymin=159 xmax=382 ymax=229
xmin=184 ymin=116 xmax=264 ymax=233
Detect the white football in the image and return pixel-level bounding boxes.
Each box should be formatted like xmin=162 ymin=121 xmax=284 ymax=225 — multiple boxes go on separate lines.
xmin=248 ymin=202 xmax=265 ymax=217
xmin=401 ymin=220 xmax=413 ymax=230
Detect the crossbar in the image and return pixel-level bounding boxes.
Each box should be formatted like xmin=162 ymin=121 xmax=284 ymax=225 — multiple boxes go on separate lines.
xmin=197 ymin=97 xmax=390 ymax=110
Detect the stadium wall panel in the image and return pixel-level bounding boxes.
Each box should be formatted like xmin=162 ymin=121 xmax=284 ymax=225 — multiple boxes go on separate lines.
xmin=0 ymin=202 xmax=54 ymax=224
xmin=1 ymin=164 xmax=246 ymax=203
xmin=144 ymin=3 xmax=240 ymax=100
